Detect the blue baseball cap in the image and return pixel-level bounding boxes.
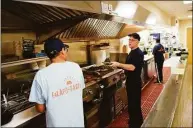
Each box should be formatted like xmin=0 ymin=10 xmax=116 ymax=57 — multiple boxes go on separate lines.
xmin=44 ymin=38 xmax=69 ymax=57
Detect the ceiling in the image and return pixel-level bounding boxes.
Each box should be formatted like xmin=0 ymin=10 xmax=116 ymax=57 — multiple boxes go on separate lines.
xmin=151 ymin=1 xmax=192 ymax=20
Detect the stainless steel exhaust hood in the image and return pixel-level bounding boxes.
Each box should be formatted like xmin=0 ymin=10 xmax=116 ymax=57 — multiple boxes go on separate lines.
xmin=19 ymin=1 xmax=151 ymax=26
xmin=55 ymin=18 xmax=124 ymax=40
xmin=2 ymin=0 xmax=151 ymax=41
xmin=52 ymin=1 xmax=151 ymax=40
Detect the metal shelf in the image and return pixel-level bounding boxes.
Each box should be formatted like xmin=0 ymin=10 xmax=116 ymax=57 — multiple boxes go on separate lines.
xmin=1 ymin=57 xmax=49 ymax=68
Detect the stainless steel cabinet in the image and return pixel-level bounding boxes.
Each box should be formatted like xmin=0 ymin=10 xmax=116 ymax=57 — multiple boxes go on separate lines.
xmin=151 ymin=58 xmax=156 ymax=77
xmin=147 ymin=58 xmax=155 ymax=79
xmin=141 ymin=57 xmax=156 ymax=88
xmin=147 ymin=59 xmax=152 ymax=79
xmin=141 ymin=67 xmax=145 ymax=86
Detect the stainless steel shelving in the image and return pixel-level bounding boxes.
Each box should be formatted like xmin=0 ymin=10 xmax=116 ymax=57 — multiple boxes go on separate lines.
xmin=1 ymin=57 xmax=49 ymax=68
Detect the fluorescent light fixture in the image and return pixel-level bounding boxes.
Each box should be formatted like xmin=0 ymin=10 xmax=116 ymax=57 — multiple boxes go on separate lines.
xmin=114 ymin=1 xmax=138 ymax=19
xmin=183 ymin=1 xmax=192 ymax=4
xmin=146 ymin=13 xmax=157 ymax=25
xmin=188 ymin=15 xmax=192 ymax=18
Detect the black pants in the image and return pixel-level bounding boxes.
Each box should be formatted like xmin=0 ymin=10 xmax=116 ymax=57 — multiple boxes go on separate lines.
xmin=126 ymin=80 xmax=143 ymax=128
xmin=155 ymin=61 xmax=164 ymax=82
xmin=84 ymin=114 xmax=87 ymax=128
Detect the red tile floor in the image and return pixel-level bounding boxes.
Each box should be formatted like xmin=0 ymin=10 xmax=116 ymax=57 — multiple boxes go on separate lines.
xmin=108 ymin=67 xmax=171 ymax=127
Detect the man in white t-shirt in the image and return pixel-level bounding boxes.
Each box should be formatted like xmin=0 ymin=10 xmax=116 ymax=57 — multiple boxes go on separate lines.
xmin=29 ymin=38 xmax=85 ymax=127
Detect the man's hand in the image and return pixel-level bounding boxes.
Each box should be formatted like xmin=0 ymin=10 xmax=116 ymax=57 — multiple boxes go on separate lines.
xmin=111 ymin=62 xmax=120 ymax=68
xmin=158 ymin=48 xmax=164 ymax=52
xmin=83 ymin=96 xmax=90 ymax=102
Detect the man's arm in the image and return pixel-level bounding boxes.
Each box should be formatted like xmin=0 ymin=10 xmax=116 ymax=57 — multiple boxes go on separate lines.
xmin=158 ymin=46 xmax=165 ymax=53
xmin=111 ymin=54 xmax=144 ymax=71
xmin=35 ymin=104 xmax=46 ymax=113
xmin=152 ymin=45 xmax=157 ymax=55
xmin=119 ymin=63 xmax=136 ymax=71
xmin=29 ymin=72 xmax=46 ymax=113
xmin=111 ymin=62 xmax=135 ymax=71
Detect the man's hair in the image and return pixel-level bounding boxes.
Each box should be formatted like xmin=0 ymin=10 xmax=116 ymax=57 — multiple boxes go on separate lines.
xmin=156 ymin=39 xmax=160 ymax=43
xmin=128 ymin=33 xmax=141 ymax=41
xmin=44 ymin=38 xmax=69 ymax=60
xmin=47 ymin=50 xmax=60 ymax=60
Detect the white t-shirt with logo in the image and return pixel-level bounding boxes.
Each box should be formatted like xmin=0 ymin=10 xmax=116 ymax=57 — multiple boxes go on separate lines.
xmin=29 ymin=61 xmax=85 ymax=127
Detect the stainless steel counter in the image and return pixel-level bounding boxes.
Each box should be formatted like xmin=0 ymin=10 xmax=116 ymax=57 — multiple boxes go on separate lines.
xmin=2 ymin=106 xmax=41 ymax=127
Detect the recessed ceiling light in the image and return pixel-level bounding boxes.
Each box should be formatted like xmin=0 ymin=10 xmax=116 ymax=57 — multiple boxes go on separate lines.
xmin=188 ymin=15 xmax=192 ymax=18
xmin=183 ymin=1 xmax=192 ymax=4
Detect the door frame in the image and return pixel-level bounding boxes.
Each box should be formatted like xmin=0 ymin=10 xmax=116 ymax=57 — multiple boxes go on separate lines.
xmin=186 ymin=27 xmax=192 ymax=64
xmin=185 ymin=26 xmax=192 ymax=48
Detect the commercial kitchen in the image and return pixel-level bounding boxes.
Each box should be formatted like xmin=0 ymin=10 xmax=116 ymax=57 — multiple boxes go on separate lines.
xmin=1 ymin=1 xmax=192 ymax=128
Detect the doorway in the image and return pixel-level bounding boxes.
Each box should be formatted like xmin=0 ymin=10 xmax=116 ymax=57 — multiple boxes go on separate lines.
xmin=122 ymin=45 xmax=127 ymax=53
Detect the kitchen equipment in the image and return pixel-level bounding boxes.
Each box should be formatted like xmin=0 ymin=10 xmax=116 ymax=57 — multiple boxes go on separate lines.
xmin=91 ymin=50 xmax=107 ymax=65
xmin=114 ymin=86 xmax=125 ymax=116
xmin=1 ymin=79 xmax=34 ymax=126
xmin=83 ymin=83 xmax=104 ymax=128
xmin=99 ymin=85 xmax=116 ymax=128
xmin=22 ymin=39 xmax=35 ymax=59
xmin=110 ymin=53 xmax=128 ymax=63
xmin=83 ymin=65 xmax=115 ymax=80
xmin=1 ymin=107 xmax=14 ymax=125
xmin=119 ymin=85 xmax=128 ymax=105
xmin=1 ymin=79 xmax=34 ymax=117
xmin=109 ymin=53 xmax=119 ymax=62
xmin=118 ymin=53 xmax=128 ymax=63
xmin=83 ymin=65 xmax=124 ymax=128
xmin=1 ymin=93 xmax=35 ymax=115
xmin=82 ymin=64 xmax=125 ymax=128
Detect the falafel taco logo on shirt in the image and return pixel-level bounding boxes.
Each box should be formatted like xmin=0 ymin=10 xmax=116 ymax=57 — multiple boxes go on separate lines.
xmin=66 ymin=80 xmax=72 ymax=85
xmin=52 ymin=76 xmax=81 ymax=98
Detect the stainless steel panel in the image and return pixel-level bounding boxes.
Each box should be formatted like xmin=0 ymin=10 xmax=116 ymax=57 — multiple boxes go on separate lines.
xmin=55 ymin=18 xmax=124 ymax=39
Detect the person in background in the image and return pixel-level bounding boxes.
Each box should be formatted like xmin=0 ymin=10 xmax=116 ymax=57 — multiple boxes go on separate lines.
xmin=111 ymin=33 xmax=144 ymax=128
xmin=29 ymin=38 xmax=86 ymax=127
xmin=152 ymin=39 xmax=165 ymax=84
xmin=171 ymin=36 xmax=178 ymax=51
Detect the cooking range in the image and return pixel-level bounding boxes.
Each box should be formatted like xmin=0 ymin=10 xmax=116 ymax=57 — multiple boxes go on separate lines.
xmin=82 ymin=64 xmax=125 ymax=128
xmin=83 ymin=65 xmax=115 ymax=83
xmin=1 ymin=64 xmax=125 ymax=127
